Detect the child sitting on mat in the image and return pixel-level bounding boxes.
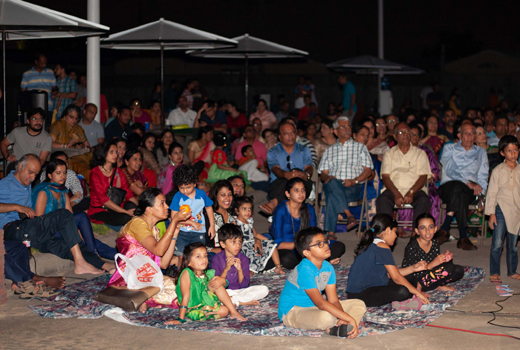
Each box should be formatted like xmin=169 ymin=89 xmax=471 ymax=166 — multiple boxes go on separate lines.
xmin=347 ymin=213 xmax=430 ymax=310
xmin=278 ymin=227 xmax=366 ymax=339
xmin=212 ymin=224 xmax=269 ymax=306
xmin=166 ymin=242 xmax=247 ymax=325
xmin=402 ymin=213 xmax=464 ymax=292
xmin=485 ymin=135 xmax=520 ymax=284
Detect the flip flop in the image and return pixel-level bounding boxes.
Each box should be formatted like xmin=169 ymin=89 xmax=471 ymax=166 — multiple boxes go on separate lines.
xmin=496 ymin=288 xmax=512 ymax=297
xmin=346 ymin=216 xmax=358 ymax=231
xmin=259 ymin=203 xmax=274 ymax=216
xmin=508 ymin=274 xmax=520 ymax=280
xmin=326 ymin=324 xmax=354 ymax=338
xmin=490 ymin=275 xmax=502 ymax=284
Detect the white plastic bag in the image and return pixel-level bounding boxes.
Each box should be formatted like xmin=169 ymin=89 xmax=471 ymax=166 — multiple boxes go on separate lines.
xmin=114 ymin=254 xmax=164 ymax=293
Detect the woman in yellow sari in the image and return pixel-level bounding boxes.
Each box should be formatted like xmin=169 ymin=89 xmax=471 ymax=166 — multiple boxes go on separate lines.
xmin=50 ymin=104 xmax=92 ymax=182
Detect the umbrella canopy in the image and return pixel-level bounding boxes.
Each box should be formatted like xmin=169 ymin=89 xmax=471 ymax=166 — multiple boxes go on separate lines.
xmin=327 ymin=55 xmax=404 ymax=70
xmin=0 ymin=0 xmax=109 ymax=39
xmin=100 ymin=18 xmax=237 ymax=126
xmin=0 ymin=0 xmax=109 ymax=138
xmin=188 ymin=34 xmax=308 ymax=113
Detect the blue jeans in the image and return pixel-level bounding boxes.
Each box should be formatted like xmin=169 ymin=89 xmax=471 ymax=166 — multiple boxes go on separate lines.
xmin=490 ymin=205 xmax=519 ymax=276
xmin=74 ymin=212 xmax=118 ymax=260
xmin=4 ymin=241 xmax=34 ymax=284
xmin=174 ymin=230 xmax=206 ymax=256
xmin=323 ymin=179 xmax=361 ymax=233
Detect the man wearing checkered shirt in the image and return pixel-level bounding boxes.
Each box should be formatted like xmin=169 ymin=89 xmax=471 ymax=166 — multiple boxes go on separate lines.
xmin=318 ymin=117 xmax=373 ymax=237
xmin=53 ymin=63 xmax=77 ymax=120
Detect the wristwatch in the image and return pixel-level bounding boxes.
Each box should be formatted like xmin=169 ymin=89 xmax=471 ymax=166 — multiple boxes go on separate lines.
xmin=306 ymin=172 xmax=311 ymax=180
xmin=354 ymin=178 xmax=359 ymax=185
xmin=410 ymin=189 xmax=414 ymax=194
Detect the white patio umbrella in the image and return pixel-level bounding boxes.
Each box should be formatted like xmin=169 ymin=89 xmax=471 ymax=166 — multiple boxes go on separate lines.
xmin=0 ymin=0 xmax=109 ymax=136
xmin=327 ymin=55 xmax=424 ymax=75
xmin=100 ymin=18 xmax=237 ymax=124
xmin=188 ymin=33 xmax=309 ymax=114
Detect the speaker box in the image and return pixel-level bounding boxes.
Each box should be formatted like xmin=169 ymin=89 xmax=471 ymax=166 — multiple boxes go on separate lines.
xmin=18 ymin=90 xmax=49 ymax=126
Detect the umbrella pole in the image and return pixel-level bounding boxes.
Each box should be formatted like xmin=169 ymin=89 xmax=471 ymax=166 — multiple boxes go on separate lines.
xmin=160 ymin=43 xmax=164 ymax=129
xmin=245 ymin=54 xmax=248 ymax=115
xmin=3 ymin=30 xmax=6 ymax=139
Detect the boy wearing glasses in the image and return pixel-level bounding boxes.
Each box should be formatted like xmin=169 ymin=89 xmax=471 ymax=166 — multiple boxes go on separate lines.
xmin=278 ymin=227 xmax=366 ymax=339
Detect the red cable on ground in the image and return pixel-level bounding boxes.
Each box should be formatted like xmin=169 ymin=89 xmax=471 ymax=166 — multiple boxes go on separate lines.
xmin=426 ymin=324 xmax=520 ymax=340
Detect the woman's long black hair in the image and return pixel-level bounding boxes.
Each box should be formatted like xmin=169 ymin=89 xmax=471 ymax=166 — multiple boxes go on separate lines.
xmin=354 ymin=213 xmax=397 ymax=256
xmin=44 ymin=159 xmax=68 ymax=182
xmin=134 ymin=188 xmax=162 ymax=216
xmin=285 ymin=177 xmax=310 ymax=231
xmin=210 ymin=180 xmax=234 ymax=212
xmin=156 ymin=130 xmax=175 ymax=158
xmin=91 ymin=140 xmax=117 ymax=168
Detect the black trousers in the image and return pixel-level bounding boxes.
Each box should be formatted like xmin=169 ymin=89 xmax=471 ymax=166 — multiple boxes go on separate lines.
xmin=4 ymin=209 xmax=104 ymax=269
xmin=376 ymin=190 xmax=431 ymax=228
xmin=416 ymin=261 xmax=464 ymax=292
xmin=347 ymin=274 xmax=417 ymax=307
xmin=438 ymin=180 xmax=474 ymax=233
xmin=72 ymin=196 xmax=91 ymax=213
xmin=90 ymin=201 xmax=136 ymax=226
xmin=274 ymin=241 xmax=346 ymax=270
xmin=268 ymin=177 xmax=313 ymax=205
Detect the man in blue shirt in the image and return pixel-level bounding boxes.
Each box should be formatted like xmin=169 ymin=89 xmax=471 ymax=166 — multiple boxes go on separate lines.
xmin=104 ymin=105 xmax=132 ymax=141
xmin=436 ymin=123 xmax=489 ymax=251
xmin=278 ymin=227 xmax=365 ymax=338
xmin=260 ymin=120 xmax=313 ymax=215
xmin=53 ymin=63 xmax=77 ymax=120
xmin=0 ymin=154 xmax=114 ymax=281
xmin=338 ymin=74 xmax=357 ymax=122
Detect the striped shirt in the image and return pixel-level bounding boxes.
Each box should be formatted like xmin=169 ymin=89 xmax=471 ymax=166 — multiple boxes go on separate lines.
xmin=318 ymin=138 xmax=373 ymax=180
xmin=20 ymin=67 xmax=57 ymax=109
xmin=54 ymin=75 xmax=77 ymax=119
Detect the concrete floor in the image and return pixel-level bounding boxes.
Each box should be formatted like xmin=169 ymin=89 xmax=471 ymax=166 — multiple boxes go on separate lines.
xmin=1 ymin=190 xmax=520 ymax=349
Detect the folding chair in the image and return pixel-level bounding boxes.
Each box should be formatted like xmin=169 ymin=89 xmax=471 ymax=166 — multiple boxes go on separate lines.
xmin=439 ymin=201 xmax=487 ymax=247
xmin=318 ymin=181 xmax=369 ymax=237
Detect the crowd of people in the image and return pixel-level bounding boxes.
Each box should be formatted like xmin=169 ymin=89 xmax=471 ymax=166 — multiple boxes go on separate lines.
xmin=1 ymin=53 xmax=520 ymax=337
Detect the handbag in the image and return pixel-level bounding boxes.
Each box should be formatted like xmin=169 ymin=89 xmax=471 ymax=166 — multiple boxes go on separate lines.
xmin=107 ymin=167 xmax=127 ymax=206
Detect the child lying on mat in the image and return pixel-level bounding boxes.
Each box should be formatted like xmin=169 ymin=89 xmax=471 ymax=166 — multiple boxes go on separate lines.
xmin=166 ymin=242 xmax=247 ymax=325
xmin=346 ymin=214 xmax=430 ymax=310
xmin=278 ymin=227 xmax=366 ymax=339
xmin=212 ymin=224 xmax=269 ymax=306
xmin=402 ymin=213 xmax=464 ymax=292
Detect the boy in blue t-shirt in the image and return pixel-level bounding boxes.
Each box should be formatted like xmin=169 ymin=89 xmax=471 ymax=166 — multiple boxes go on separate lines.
xmin=169 ymin=165 xmax=214 ymax=255
xmin=278 ymin=227 xmax=366 ymax=339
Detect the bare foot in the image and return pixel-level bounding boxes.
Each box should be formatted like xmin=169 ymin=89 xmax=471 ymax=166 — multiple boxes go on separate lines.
xmin=74 ymin=261 xmax=104 ymax=275
xmin=274 ymin=265 xmax=285 ymax=275
xmin=338 ymin=214 xmax=344 ymax=221
xmin=436 ymin=285 xmax=455 ymax=292
xmin=33 ymin=275 xmax=66 ymax=289
xmin=421 ymin=291 xmax=431 ymax=298
xmin=329 ymin=258 xmax=341 ymax=265
xmin=138 ymin=302 xmax=148 ymax=313
xmin=102 ymin=263 xmax=116 ymax=274
xmin=249 ymin=271 xmax=255 ymax=277
xmin=239 ymin=300 xmax=260 ymax=306
xmin=230 ymin=312 xmax=247 ymax=321
xmin=165 ymin=319 xmax=182 ymax=325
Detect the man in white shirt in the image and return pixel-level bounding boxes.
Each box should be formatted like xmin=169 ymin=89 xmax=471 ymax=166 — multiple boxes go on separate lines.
xmin=79 ymin=103 xmax=104 ymax=148
xmin=165 ymin=96 xmax=197 ymax=127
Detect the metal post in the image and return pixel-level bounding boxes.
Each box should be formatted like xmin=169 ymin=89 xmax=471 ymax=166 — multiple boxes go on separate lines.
xmin=245 ymin=54 xmax=249 ymax=115
xmin=160 ymin=44 xmax=164 ymax=128
xmin=378 ymin=0 xmax=384 ymax=114
xmin=87 ymin=0 xmax=100 ymax=122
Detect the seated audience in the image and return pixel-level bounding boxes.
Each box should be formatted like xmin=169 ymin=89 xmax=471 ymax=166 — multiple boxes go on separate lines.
xmin=238 ymin=145 xmax=269 ymax=182
xmin=436 ymin=123 xmax=489 ymax=251
xmin=347 ymin=214 xmax=430 ymax=308
xmin=130 ymin=98 xmax=152 ymax=125
xmin=249 ymin=99 xmax=277 ymax=131
xmin=147 ymin=100 xmax=162 ymax=129
xmin=270 ymin=178 xmax=345 ymax=269
xmin=212 ymin=224 xmax=269 ymax=306
xmin=1 ymin=154 xmax=111 ymax=275
xmin=421 ymin=115 xmax=446 ymax=158
xmin=234 ymin=124 xmax=268 ymax=168
xmin=32 ymin=159 xmax=117 ymax=260
xmin=105 ymin=105 xmax=132 ymax=141
xmin=228 ymin=175 xmax=246 ymax=197
xmin=115 ymin=138 xmax=127 ymax=168
xmin=207 ymin=132 xmax=248 ymax=184
xmin=313 ymin=119 xmax=337 ymax=163
xmin=487 ymin=113 xmax=509 ymax=146
xmin=262 ymin=128 xmax=278 ymax=152
xmin=210 ymin=180 xmax=236 ymax=249
xmin=363 ymin=118 xmax=389 ymax=157
xmin=49 ymin=104 xmax=92 ymax=181
xmin=226 ymin=101 xmax=248 ymax=139
xmin=88 ymin=141 xmax=137 ymax=226
xmin=278 ymin=226 xmax=365 ymax=338
xmin=319 ymin=117 xmax=373 ymax=237
xmin=376 ymin=122 xmax=432 ymax=233
xmin=78 ymin=103 xmax=105 ymax=148
xmin=122 ymin=149 xmax=149 ymax=197
xmin=385 ymin=114 xmax=398 ymax=147
xmin=194 ymin=100 xmax=227 ymax=133
xmin=438 ymin=109 xmax=457 ymax=141
xmin=166 ymin=96 xmax=197 ymax=128
xmin=155 ymin=130 xmax=175 ymax=168
xmin=187 ymin=126 xmax=215 ymax=180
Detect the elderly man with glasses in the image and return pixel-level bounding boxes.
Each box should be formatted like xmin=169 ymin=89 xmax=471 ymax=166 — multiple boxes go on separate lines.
xmin=376 ymin=122 xmax=432 ymax=234
xmin=318 ymin=117 xmax=373 ymax=238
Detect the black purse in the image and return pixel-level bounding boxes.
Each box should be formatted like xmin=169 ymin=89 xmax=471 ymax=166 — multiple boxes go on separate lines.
xmin=107 ymin=167 xmax=127 ymax=206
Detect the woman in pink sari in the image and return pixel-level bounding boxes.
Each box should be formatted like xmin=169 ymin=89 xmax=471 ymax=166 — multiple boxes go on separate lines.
xmin=108 ymin=188 xmax=191 ymax=311
xmin=187 ymin=126 xmax=215 ymax=180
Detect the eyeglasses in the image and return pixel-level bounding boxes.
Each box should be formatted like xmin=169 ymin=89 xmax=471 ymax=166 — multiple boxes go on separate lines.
xmin=410 ymin=133 xmax=420 ymax=137
xmin=387 ymin=119 xmax=398 ymax=123
xmin=30 ymin=117 xmax=43 ymax=122
xmin=308 ymin=240 xmax=330 ymax=249
xmin=67 ymin=115 xmax=79 ymax=121
xmin=337 ymin=125 xmax=351 ymax=130
xmin=286 ymin=155 xmax=291 ymax=170
xmin=397 ymin=130 xmax=410 ymax=135
xmin=376 ymin=123 xmax=386 ymax=127
xmin=232 ymin=183 xmax=245 ymax=189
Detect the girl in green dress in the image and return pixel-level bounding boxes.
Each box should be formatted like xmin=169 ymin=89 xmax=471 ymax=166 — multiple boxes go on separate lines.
xmin=166 ymin=242 xmax=247 ymax=324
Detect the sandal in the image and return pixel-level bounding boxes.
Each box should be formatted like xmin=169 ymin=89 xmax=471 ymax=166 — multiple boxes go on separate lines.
xmin=326 ymin=324 xmax=353 ymax=338
xmin=259 ymin=203 xmax=274 ymax=216
xmin=496 ymin=287 xmax=512 ymax=297
xmin=29 ymin=284 xmax=60 ymax=299
xmin=490 ymin=275 xmax=502 ymax=284
xmin=508 ymin=274 xmax=520 ymax=280
xmin=346 ymin=216 xmax=358 ymax=231
xmin=14 ymin=280 xmax=38 ymax=296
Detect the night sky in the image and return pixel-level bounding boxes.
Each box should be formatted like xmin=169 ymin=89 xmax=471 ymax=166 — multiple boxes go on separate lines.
xmin=20 ymin=0 xmax=520 ymax=69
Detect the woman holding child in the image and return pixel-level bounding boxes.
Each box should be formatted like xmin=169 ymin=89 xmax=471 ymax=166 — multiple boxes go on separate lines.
xmin=271 ymin=178 xmax=345 ymax=269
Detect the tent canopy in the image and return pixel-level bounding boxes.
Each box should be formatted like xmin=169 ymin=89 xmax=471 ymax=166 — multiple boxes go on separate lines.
xmin=187 ymin=33 xmax=308 ymax=58
xmin=0 ymin=0 xmax=109 ymax=39
xmin=444 ymin=50 xmax=520 ymax=74
xmin=100 ymin=18 xmax=237 ymax=50
xmin=327 ymin=55 xmax=424 ymax=75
